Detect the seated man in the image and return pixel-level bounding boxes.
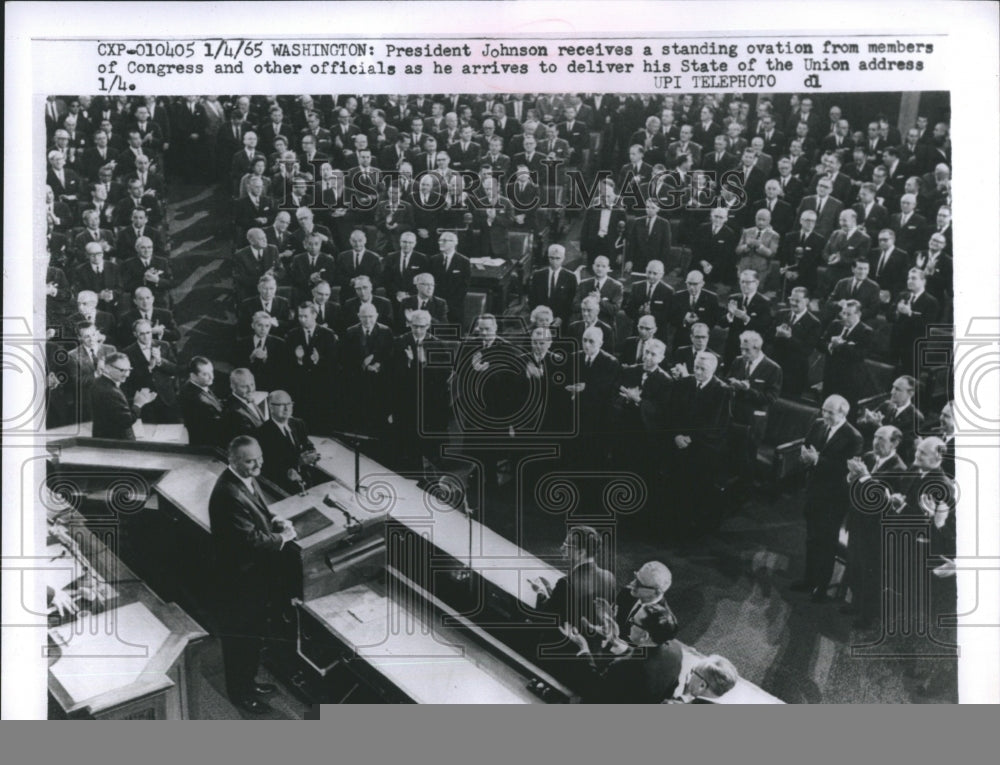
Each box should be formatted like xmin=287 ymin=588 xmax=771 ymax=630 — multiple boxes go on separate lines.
xmin=116 ymin=284 xmax=180 ymax=345
xmin=677 ymin=655 xmax=740 ymax=703
xmin=569 ymin=602 xmax=684 ymax=704
xmin=91 ymin=352 xmax=156 ymax=440
xmin=221 ymin=368 xmax=270 ymax=443
xmin=856 ymin=375 xmax=925 ymax=464
xmin=179 ymin=356 xmax=225 ymax=447
xmin=255 ymin=390 xmax=322 ymax=495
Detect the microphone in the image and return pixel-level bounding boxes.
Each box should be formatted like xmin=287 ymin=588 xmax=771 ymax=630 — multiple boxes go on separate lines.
xmin=287 ymin=468 xmax=307 ymax=496
xmin=323 ymin=493 xmax=362 ymax=533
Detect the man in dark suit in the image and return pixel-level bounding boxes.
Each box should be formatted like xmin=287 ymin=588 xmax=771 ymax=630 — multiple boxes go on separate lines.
xmin=74 ymin=209 xmax=118 ymax=262
xmin=825 ymin=259 xmax=881 ymax=323
xmin=852 ymin=182 xmax=890 ymax=241
xmin=208 ymin=435 xmax=297 ymax=714
xmin=821 ymin=209 xmax=871 ymax=288
xmin=889 ymin=194 xmax=928 ymax=257
xmin=340 ymin=302 xmax=394 ymax=436
xmin=179 ymin=356 xmax=225 ymax=447
xmin=91 ymin=352 xmax=157 ymax=439
xmin=116 ymin=286 xmax=180 ymax=348
xmin=777 ymin=209 xmax=825 ymax=295
xmin=869 ymin=228 xmax=910 ymax=298
xmin=857 ymin=375 xmax=925 ymax=465
xmin=610 ymin=562 xmax=678 ymax=648
xmin=666 ymin=352 xmax=731 ymax=534
xmin=530 ymin=526 xmax=616 ymax=651
xmin=700 ymin=134 xmax=738 ymax=180
xmin=770 ymin=287 xmax=823 ymax=396
xmin=335 ymin=229 xmax=383 ymax=292
xmin=390 ymin=309 xmax=453 ymax=472
xmin=721 ymin=270 xmax=773 ymax=366
xmin=617 ymin=144 xmax=655 ymax=214
xmin=565 ymin=326 xmax=621 ymax=467
xmin=625 ymin=260 xmax=673 ymax=338
xmin=288 ymin=232 xmax=337 ymax=305
xmin=579 ymin=190 xmax=627 ymax=268
xmin=232 ymin=228 xmax=282 ymax=303
xmin=238 ymin=274 xmax=293 ymax=338
xmin=730 ymin=147 xmax=767 ymax=206
xmin=113 ymin=178 xmax=164 ymax=228
xmin=796 ymin=177 xmax=843 ymax=239
xmin=398 ymin=272 xmax=449 ymax=332
xmin=528 ymin=243 xmax=577 ymax=328
xmin=891 ymin=268 xmax=941 ymax=376
xmin=821 ymin=300 xmax=873 ymax=413
xmin=121 ymin=318 xmax=179 ymax=424
xmin=430 ymin=230 xmax=471 ymax=331
xmin=667 ymin=270 xmax=719 ymax=350
xmin=233 ymin=176 xmax=276 ymax=239
xmin=611 ymin=338 xmax=673 ymax=480
xmin=569 ymin=297 xmax=617 ymax=356
xmin=774 ymin=157 xmax=806 ymax=209
xmin=912 ymin=232 xmax=953 ymax=304
xmin=519 ymin=326 xmax=572 ymax=435
xmin=220 ymin=368 xmax=271 ymax=444
xmin=726 ymin=330 xmax=783 ymax=475
xmin=627 ymin=199 xmax=672 ymax=273
xmin=119 ymin=236 xmax=173 ymax=307
xmin=116 ymin=208 xmax=167 ymax=260
xmin=793 ymin=395 xmax=863 ymax=601
xmin=285 ymin=301 xmax=340 ymax=433
xmin=574 ymin=256 xmax=624 ymax=325
xmin=238 ymin=309 xmax=289 ymax=393
xmin=255 ymin=390 xmax=322 ymax=495
xmin=752 ymin=180 xmax=795 ymax=236
xmin=338 ymin=275 xmax=394 ymax=334
xmin=843 ymin=425 xmax=908 ymax=629
xmin=72 ymin=243 xmax=122 ymax=316
xmin=691 ymin=208 xmax=739 ymax=288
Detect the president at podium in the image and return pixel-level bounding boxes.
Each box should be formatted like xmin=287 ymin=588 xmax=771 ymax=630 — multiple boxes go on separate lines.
xmin=209 ymin=435 xmax=298 ymax=715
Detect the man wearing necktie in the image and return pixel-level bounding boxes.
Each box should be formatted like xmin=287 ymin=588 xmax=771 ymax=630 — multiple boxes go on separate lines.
xmin=121 ymin=317 xmax=180 ymax=424
xmin=221 ymin=368 xmax=270 ymax=443
xmin=821 ymin=299 xmax=873 ymax=414
xmin=287 ymin=301 xmax=339 ymax=433
xmin=179 ymin=356 xmax=225 ymax=447
xmin=612 ymin=338 xmax=671 ymax=488
xmin=336 ymin=229 xmax=382 ymax=293
xmin=891 ymin=267 xmax=941 ymax=376
xmin=528 ymin=244 xmax=577 ymax=328
xmin=794 ymin=395 xmax=863 ymax=601
xmin=209 ymin=435 xmax=298 ymax=715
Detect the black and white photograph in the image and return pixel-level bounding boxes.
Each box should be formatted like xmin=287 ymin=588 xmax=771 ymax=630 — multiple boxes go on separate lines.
xmin=3 ymin=0 xmax=999 ymax=730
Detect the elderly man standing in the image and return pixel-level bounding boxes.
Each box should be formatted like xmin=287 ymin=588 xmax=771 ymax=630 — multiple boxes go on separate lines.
xmin=793 ymin=394 xmax=863 ymax=602
xmin=91 ymin=352 xmax=156 ymax=439
xmin=734 ymin=209 xmax=780 ymax=291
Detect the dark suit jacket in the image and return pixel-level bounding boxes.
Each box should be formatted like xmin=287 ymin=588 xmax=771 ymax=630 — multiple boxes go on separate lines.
xmin=626 ymin=281 xmax=674 ymax=333
xmin=236 ymin=334 xmax=288 ymax=393
xmin=796 ymin=195 xmax=843 ymax=239
xmin=232 ymin=245 xmax=282 ymax=300
xmin=726 ymin=354 xmax=783 ymax=425
xmin=391 ymin=333 xmax=452 ymax=431
xmin=122 ymin=340 xmax=178 ymax=408
xmin=668 ymin=288 xmax=720 ymax=348
xmin=752 ymin=198 xmax=795 ymax=236
xmin=255 ymin=417 xmax=318 ymax=494
xmin=208 ymin=468 xmax=284 ymax=589
xmin=722 ymin=292 xmax=773 ymax=363
xmin=803 ymin=418 xmax=863 ymax=516
xmin=288 ymin=252 xmax=337 ymax=300
xmin=889 ymin=212 xmax=927 ymax=255
xmin=91 ymin=376 xmax=138 ymax=439
xmin=569 ymin=320 xmax=617 ymax=355
xmin=116 ymin=225 xmax=167 ymax=259
xmin=821 ymin=320 xmax=873 ymax=405
xmin=891 ymin=291 xmax=940 ymax=370
xmin=575 ymin=277 xmax=624 ymax=324
xmin=777 ymin=229 xmax=826 ymax=292
xmin=572 ymin=350 xmax=622 ymax=433
xmin=397 ymin=294 xmax=449 ymax=332
xmin=668 ymin=376 xmax=731 ymax=452
xmin=221 ymin=395 xmax=270 ymax=444
xmin=580 ymin=205 xmax=627 ymax=265
xmin=285 ymin=324 xmax=340 ymax=381
xmin=691 ymin=223 xmax=738 ymax=285
xmin=859 ymin=401 xmax=925 ymax=465
xmin=852 ymin=201 xmax=890 ymax=241
xmin=528 ymin=268 xmax=577 ymax=326
xmin=335 ymin=249 xmax=383 ymax=291
xmin=769 ymin=310 xmax=822 ymax=395
xmin=339 ymin=296 xmax=394 ymax=334
xmin=614 ymin=364 xmax=673 ymax=434
xmin=822 ymin=227 xmax=871 ymax=275
xmin=627 ymin=215 xmax=672 ymax=272
xmin=179 ymin=380 xmax=225 ymax=447
xmin=430 ymin=252 xmax=471 ymax=326
xmin=870 ymin=246 xmax=910 ymax=296
xmin=534 ymin=560 xmax=616 ymax=632
xmin=71 ymin=262 xmax=122 ymax=313
xmin=119 ymin=256 xmax=173 ymax=300
xmin=233 ymin=194 xmax=277 ymax=236
xmin=239 ymin=295 xmax=292 ymax=337
xmin=116 ymin=307 xmax=180 ymax=346
xmin=827 ymin=277 xmax=881 ymax=321
xmin=595 ymin=640 xmax=684 ymax=704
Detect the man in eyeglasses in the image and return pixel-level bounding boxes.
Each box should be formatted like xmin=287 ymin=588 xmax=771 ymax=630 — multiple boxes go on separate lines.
xmin=613 ymin=561 xmax=678 ymax=647
xmin=91 ymin=351 xmax=157 ymax=439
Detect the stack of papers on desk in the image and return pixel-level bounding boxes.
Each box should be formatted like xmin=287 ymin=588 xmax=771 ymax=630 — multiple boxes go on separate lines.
xmin=470 ymin=257 xmax=507 ymax=268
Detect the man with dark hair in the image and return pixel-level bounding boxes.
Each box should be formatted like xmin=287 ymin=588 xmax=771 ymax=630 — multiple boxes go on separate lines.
xmin=771 ymin=287 xmax=822 ymax=396
xmin=179 ymin=356 xmax=225 ymax=447
xmin=91 ymin=351 xmax=156 ymax=439
xmin=209 ymin=435 xmax=297 ymax=714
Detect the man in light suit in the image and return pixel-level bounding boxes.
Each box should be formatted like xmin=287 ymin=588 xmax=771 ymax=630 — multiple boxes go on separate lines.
xmin=208 ymin=435 xmax=297 ymax=714
xmin=734 ymin=209 xmax=781 ymax=288
xmin=793 ymin=395 xmax=863 ymax=601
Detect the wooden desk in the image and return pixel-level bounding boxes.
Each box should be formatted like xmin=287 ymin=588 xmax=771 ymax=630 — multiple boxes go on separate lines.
xmin=470 ymin=258 xmax=517 ymax=313
xmin=300 ymin=583 xmax=545 ymax=703
xmin=46 ymin=513 xmax=208 ymax=719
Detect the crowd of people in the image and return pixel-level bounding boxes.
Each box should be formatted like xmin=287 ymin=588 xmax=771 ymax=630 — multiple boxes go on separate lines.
xmin=42 ymin=91 xmax=957 ymax=704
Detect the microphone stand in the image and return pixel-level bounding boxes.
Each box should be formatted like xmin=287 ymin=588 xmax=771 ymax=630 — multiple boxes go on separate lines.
xmin=327 ymin=428 xmax=379 ymax=496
